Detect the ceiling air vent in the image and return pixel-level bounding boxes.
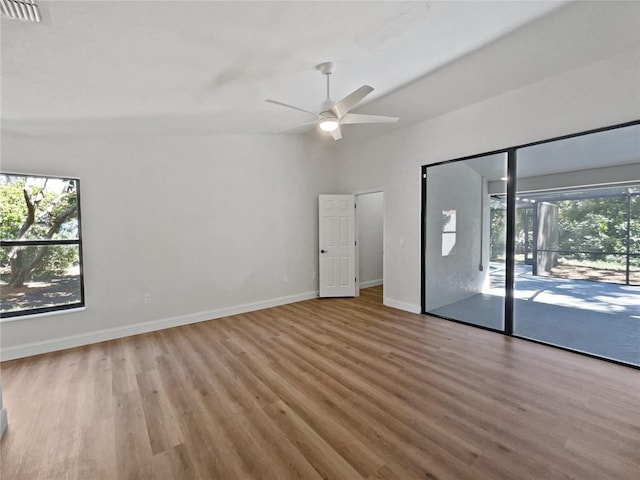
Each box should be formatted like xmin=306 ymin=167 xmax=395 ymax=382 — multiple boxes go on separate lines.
xmin=0 ymin=0 xmax=41 ymax=22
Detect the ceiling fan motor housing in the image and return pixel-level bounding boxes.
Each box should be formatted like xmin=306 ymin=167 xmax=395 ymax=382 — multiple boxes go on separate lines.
xmin=320 ymin=100 xmax=335 ymax=116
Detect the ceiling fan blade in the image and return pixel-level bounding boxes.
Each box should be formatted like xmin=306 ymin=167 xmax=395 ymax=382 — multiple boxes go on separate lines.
xmin=331 ymin=85 xmax=374 ymax=119
xmin=330 ymin=125 xmax=342 ymax=141
xmin=341 ymin=113 xmax=399 ymax=125
xmin=265 ymin=99 xmax=318 ymax=118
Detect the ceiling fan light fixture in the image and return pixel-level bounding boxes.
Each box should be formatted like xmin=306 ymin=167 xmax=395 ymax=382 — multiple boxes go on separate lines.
xmin=319 ymin=118 xmax=339 ymax=132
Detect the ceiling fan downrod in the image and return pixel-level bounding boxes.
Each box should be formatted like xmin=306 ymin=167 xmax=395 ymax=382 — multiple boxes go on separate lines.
xmin=326 ymin=72 xmax=331 ymax=101
xmin=316 ymin=61 xmax=335 ymax=105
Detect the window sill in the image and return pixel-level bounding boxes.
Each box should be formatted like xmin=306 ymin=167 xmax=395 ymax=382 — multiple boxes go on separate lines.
xmin=0 ymin=306 xmax=86 ymax=323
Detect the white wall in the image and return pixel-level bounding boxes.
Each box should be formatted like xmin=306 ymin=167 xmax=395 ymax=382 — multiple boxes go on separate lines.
xmin=0 ymin=134 xmax=336 ymax=359
xmin=335 ymin=49 xmax=640 ymax=313
xmin=425 ymin=162 xmax=488 ymax=311
xmin=356 ymin=192 xmax=383 ymax=288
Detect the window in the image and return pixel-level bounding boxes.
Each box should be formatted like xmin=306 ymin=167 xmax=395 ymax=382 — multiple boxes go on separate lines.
xmin=1 ymin=173 xmax=84 ymax=318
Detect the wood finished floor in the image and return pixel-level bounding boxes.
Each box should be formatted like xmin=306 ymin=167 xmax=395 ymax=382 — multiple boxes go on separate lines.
xmin=1 ymin=286 xmax=639 ymax=479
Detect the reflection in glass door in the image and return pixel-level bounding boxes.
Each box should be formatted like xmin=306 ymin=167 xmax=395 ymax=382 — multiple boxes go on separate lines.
xmin=424 ymin=153 xmax=507 ymax=331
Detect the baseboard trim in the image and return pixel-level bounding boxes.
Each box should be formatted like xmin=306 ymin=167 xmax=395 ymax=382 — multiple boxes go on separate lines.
xmin=0 ymin=291 xmax=318 ymax=362
xmin=384 ymin=297 xmax=421 ymax=314
xmin=359 ymin=279 xmax=383 ymax=289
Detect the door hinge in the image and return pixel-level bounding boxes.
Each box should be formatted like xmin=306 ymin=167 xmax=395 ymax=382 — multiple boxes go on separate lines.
xmin=354 ymin=240 xmax=357 ymax=246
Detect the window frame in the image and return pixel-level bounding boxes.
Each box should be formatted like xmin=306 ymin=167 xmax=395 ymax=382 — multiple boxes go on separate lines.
xmin=0 ymin=172 xmax=85 ymax=318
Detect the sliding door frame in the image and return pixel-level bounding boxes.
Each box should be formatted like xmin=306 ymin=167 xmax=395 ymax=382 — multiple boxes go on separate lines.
xmin=504 ymin=149 xmax=517 ymax=335
xmin=420 ymin=119 xmax=640 ymax=368
xmin=421 ymin=148 xmax=511 ymax=334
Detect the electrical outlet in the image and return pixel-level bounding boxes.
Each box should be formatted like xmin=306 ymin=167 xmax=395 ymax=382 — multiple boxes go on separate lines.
xmin=144 ymin=293 xmax=152 ymax=304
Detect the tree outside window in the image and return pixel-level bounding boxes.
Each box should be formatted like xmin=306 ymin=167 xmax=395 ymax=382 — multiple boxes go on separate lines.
xmin=0 ymin=173 xmax=84 ymax=317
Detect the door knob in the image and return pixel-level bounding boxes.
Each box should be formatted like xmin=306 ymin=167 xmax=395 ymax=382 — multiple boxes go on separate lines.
xmin=320 ymin=249 xmax=327 ymax=253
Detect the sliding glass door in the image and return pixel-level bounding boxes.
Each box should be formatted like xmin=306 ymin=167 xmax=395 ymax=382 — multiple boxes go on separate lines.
xmin=513 ymin=127 xmax=640 ymax=366
xmin=423 ymin=153 xmax=507 ymax=331
xmin=422 ymin=121 xmax=640 ymax=367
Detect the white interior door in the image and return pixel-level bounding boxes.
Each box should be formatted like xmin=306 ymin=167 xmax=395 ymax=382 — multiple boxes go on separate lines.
xmin=319 ymin=194 xmax=356 ymax=297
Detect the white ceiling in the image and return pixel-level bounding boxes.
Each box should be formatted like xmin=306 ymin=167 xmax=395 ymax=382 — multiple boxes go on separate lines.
xmin=1 ymin=1 xmax=638 ymax=138
xmin=0 ymin=0 xmax=567 ymax=136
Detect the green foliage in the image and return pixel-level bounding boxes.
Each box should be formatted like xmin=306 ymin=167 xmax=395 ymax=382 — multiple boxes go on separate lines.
xmin=558 ymin=196 xmax=639 ymax=266
xmin=0 ymin=177 xmax=27 ymax=241
xmin=490 ymin=205 xmax=534 ymax=260
xmin=489 ymin=193 xmax=640 ymax=267
xmin=31 ymin=246 xmax=79 ymax=279
xmin=490 ymin=208 xmax=506 ymax=260
xmin=0 ymin=175 xmax=79 ymax=281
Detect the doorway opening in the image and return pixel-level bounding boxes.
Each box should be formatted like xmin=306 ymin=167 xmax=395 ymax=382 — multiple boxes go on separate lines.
xmin=356 ymin=191 xmax=384 ymax=303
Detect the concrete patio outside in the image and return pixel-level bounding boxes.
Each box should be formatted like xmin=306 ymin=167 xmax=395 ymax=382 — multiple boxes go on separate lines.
xmin=430 ymin=264 xmax=640 ymax=366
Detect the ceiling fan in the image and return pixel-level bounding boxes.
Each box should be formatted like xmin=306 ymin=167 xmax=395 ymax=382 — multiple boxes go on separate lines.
xmin=265 ymin=62 xmax=399 ymax=140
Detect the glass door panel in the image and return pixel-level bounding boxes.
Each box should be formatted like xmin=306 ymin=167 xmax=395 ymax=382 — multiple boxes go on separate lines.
xmin=424 ymin=153 xmax=507 ymax=331
xmin=514 ymin=126 xmax=640 ymax=366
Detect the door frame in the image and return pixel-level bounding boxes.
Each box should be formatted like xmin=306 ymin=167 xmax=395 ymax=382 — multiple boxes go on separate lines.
xmin=354 ymin=189 xmax=385 ymax=297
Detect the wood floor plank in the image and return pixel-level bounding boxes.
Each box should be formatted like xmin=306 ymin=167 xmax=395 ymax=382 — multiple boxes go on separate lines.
xmin=222 ymin=342 xmax=385 ymax=478
xmin=264 ymin=399 xmax=366 ymax=480
xmin=1 ymin=286 xmax=638 ymax=479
